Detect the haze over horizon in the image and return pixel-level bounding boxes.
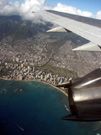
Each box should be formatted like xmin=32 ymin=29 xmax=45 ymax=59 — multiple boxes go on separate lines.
xmin=0 ymin=0 xmax=101 ymax=22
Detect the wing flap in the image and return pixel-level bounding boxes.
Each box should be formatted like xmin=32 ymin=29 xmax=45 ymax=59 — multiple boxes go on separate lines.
xmin=47 ymin=26 xmax=67 ymax=32
xmin=73 ymin=42 xmax=101 ymax=51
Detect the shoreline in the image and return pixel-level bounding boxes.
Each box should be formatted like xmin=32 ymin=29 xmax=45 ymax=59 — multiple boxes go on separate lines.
xmin=0 ymin=77 xmax=68 ymax=96
xmin=32 ymin=80 xmax=68 ymax=97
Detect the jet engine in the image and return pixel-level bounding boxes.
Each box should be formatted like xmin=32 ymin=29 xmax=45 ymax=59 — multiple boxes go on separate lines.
xmin=57 ymin=68 xmax=101 ymax=121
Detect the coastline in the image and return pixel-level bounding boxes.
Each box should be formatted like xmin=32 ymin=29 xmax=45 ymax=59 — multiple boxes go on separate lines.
xmin=32 ymin=80 xmax=68 ymax=97
xmin=0 ymin=77 xmax=68 ymax=97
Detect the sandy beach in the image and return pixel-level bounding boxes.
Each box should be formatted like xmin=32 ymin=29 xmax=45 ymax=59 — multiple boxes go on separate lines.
xmin=0 ymin=77 xmax=68 ymax=96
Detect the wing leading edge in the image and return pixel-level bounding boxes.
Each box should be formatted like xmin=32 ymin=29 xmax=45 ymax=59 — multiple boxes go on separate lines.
xmin=36 ymin=10 xmax=101 ymax=51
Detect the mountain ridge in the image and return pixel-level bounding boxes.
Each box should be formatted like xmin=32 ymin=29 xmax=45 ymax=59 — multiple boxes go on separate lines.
xmin=0 ymin=15 xmax=101 ymax=78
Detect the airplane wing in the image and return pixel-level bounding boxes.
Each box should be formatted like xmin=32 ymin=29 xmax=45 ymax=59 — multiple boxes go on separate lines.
xmin=36 ymin=10 xmax=101 ymax=51
xmin=33 ymin=10 xmax=101 ymax=122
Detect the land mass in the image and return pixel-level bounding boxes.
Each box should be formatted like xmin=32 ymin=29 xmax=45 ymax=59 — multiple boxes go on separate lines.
xmin=0 ymin=15 xmax=101 ymax=91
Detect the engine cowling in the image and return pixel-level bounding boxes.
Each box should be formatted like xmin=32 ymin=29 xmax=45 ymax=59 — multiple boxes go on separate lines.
xmin=58 ymin=68 xmax=101 ymax=121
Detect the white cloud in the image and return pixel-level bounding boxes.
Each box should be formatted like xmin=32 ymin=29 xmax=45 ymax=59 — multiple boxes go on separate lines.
xmin=0 ymin=0 xmax=20 ymax=15
xmin=0 ymin=0 xmax=52 ymax=22
xmin=19 ymin=0 xmax=52 ymax=21
xmin=0 ymin=0 xmax=101 ymax=21
xmin=96 ymin=11 xmax=101 ymax=19
xmin=54 ymin=3 xmax=94 ymax=18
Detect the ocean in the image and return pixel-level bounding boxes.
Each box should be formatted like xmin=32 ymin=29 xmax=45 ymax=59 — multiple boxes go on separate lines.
xmin=0 ymin=79 xmax=101 ymax=135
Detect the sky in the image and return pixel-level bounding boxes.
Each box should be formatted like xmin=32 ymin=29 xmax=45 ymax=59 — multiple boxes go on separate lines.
xmin=0 ymin=0 xmax=101 ymax=21
xmin=46 ymin=0 xmax=101 ymax=14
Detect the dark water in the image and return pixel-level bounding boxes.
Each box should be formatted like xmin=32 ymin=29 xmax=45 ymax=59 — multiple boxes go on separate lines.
xmin=0 ymin=79 xmax=101 ymax=135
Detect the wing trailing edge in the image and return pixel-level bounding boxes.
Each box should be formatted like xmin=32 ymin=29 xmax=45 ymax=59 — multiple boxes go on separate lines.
xmin=32 ymin=10 xmax=101 ymax=52
xmin=73 ymin=42 xmax=101 ymax=52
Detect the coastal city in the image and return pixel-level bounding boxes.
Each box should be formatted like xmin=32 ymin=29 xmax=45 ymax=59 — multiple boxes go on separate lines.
xmin=0 ymin=18 xmax=101 ymax=90
xmin=0 ymin=34 xmax=101 ymax=72
xmin=0 ymin=60 xmax=69 ymax=86
xmin=0 ymin=34 xmax=71 ymax=89
xmin=0 ymin=32 xmax=101 ymax=83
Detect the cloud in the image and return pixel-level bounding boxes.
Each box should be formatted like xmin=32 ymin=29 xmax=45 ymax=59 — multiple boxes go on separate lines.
xmin=54 ymin=3 xmax=94 ymax=18
xmin=96 ymin=11 xmax=101 ymax=19
xmin=0 ymin=0 xmax=52 ymax=22
xmin=19 ymin=0 xmax=52 ymax=21
xmin=0 ymin=0 xmax=20 ymax=15
xmin=0 ymin=0 xmax=101 ymax=21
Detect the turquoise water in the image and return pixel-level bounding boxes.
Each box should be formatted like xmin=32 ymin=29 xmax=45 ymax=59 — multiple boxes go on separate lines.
xmin=0 ymin=79 xmax=101 ymax=135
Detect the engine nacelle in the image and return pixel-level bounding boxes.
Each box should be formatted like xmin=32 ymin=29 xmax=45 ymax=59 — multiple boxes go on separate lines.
xmin=58 ymin=68 xmax=101 ymax=121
